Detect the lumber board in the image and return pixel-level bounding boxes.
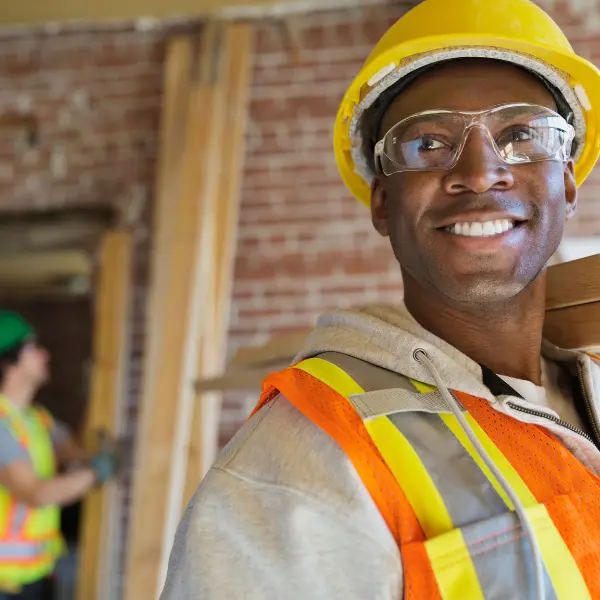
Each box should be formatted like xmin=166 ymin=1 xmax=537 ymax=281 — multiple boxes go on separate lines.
xmin=182 ymin=22 xmax=254 ymax=510
xmin=123 ymin=36 xmax=195 ymax=600
xmin=76 ymin=230 xmax=132 ymax=600
xmin=230 ymin=330 xmax=310 ymax=368
xmin=124 ymin=26 xmax=230 ymax=600
xmin=545 ymin=253 xmax=600 ymax=311
xmin=543 ymin=301 xmax=600 ymax=350
xmin=195 ymin=362 xmax=291 ymax=393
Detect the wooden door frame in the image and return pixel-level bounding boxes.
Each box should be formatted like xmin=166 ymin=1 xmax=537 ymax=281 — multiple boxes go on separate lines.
xmin=76 ymin=229 xmax=133 ymax=600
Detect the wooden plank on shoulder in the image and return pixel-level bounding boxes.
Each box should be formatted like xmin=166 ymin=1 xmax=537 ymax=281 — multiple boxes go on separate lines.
xmin=544 ymin=301 xmax=600 ymax=350
xmin=545 ymin=253 xmax=600 ymax=311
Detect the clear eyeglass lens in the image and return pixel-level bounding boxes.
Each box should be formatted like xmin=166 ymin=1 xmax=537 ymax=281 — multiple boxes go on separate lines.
xmin=378 ymin=105 xmax=571 ymax=175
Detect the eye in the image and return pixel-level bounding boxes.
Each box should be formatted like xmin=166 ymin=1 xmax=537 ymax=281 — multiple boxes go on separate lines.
xmin=418 ymin=136 xmax=448 ymax=151
xmin=511 ymin=128 xmax=534 ymax=141
xmin=498 ymin=126 xmax=538 ymax=144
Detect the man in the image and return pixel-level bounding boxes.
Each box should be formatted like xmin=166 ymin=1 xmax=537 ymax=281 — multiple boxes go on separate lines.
xmin=0 ymin=311 xmax=118 ymax=600
xmin=162 ymin=0 xmax=600 ymax=598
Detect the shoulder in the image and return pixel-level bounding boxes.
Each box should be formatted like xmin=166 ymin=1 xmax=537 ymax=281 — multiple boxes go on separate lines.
xmin=211 ymin=394 xmax=391 ymax=536
xmin=32 ymin=405 xmax=55 ymax=430
xmin=0 ymin=418 xmax=28 ymax=465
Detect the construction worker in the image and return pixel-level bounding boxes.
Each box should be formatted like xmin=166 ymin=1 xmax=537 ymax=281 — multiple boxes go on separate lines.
xmin=0 ymin=311 xmax=119 ymax=600
xmin=162 ymin=0 xmax=600 ymax=598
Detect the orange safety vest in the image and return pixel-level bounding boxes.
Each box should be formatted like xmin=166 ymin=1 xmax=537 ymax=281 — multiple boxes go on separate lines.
xmin=0 ymin=397 xmax=65 ymax=591
xmin=252 ymin=353 xmax=600 ymax=599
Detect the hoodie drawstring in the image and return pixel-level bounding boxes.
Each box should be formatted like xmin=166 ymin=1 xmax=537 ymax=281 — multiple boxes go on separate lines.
xmin=414 ymin=348 xmax=545 ymax=600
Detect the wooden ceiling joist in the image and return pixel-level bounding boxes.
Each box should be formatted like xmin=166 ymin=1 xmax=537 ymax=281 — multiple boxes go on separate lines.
xmin=0 ymin=0 xmax=392 ymax=27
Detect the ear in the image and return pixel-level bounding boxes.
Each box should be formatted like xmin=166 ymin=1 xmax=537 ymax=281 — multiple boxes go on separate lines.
xmin=371 ymin=177 xmax=389 ymax=237
xmin=564 ymin=160 xmax=578 ymax=221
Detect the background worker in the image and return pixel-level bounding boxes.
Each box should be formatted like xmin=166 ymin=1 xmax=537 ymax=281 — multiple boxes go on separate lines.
xmin=0 ymin=311 xmax=119 ymax=600
xmin=162 ymin=0 xmax=600 ymax=598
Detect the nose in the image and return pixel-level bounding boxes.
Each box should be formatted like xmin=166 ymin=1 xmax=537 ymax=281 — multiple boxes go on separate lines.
xmin=443 ymin=127 xmax=514 ymax=195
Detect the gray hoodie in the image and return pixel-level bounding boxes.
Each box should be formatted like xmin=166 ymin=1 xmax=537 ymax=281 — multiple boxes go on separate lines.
xmin=160 ymin=303 xmax=600 ymax=600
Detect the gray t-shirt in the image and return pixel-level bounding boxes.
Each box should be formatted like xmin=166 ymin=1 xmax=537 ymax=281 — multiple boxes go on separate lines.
xmin=0 ymin=414 xmax=68 ymax=468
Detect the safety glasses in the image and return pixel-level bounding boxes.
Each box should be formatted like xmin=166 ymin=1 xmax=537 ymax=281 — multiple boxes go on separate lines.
xmin=374 ymin=103 xmax=575 ymax=175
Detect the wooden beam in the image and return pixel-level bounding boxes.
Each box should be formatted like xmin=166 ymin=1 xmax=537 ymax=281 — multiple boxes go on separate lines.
xmin=543 ymin=253 xmax=600 ymax=349
xmin=123 ymin=35 xmax=194 ymax=600
xmin=544 ymin=302 xmax=600 ymax=350
xmin=182 ymin=21 xmax=254 ymax=509
xmin=0 ymin=251 xmax=91 ymax=287
xmin=545 ymin=253 xmax=600 ymax=311
xmin=76 ymin=230 xmax=133 ymax=600
xmin=124 ymin=26 xmax=232 ymax=600
xmin=0 ymin=0 xmax=391 ymax=26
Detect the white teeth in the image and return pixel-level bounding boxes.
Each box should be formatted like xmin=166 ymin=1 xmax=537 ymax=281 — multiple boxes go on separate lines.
xmin=448 ymin=219 xmax=516 ymax=237
xmin=482 ymin=221 xmax=495 ymax=236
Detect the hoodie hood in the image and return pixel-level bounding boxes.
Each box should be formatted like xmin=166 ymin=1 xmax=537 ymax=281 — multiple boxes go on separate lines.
xmin=294 ymin=303 xmax=587 ymax=403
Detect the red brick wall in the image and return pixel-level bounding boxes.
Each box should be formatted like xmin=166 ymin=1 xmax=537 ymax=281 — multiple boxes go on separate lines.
xmin=0 ymin=1 xmax=599 ymax=595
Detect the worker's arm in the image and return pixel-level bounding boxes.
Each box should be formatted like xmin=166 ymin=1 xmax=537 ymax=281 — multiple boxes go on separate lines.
xmin=0 ymin=458 xmax=96 ymax=508
xmin=160 ymin=396 xmax=402 ymax=600
xmin=53 ymin=429 xmax=88 ymax=466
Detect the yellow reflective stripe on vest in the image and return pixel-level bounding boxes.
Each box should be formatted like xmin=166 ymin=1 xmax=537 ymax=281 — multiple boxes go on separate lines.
xmin=295 ymin=359 xmax=455 ymax=537
xmin=294 ymin=358 xmax=486 ymax=598
xmin=294 ymin=358 xmax=364 ymax=398
xmin=528 ymin=504 xmax=591 ymax=600
xmin=424 ymin=529 xmax=485 ymax=600
xmin=365 ymin=415 xmax=453 ymax=538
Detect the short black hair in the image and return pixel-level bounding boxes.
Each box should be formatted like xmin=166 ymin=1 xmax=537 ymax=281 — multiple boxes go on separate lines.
xmin=360 ymin=58 xmax=577 ymax=174
xmin=0 ymin=342 xmax=25 ymax=387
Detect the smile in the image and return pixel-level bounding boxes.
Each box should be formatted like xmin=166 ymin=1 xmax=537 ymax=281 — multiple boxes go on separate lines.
xmin=444 ymin=219 xmax=517 ymax=237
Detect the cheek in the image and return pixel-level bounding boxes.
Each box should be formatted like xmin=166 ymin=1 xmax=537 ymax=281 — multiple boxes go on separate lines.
xmin=384 ymin=175 xmax=438 ymax=231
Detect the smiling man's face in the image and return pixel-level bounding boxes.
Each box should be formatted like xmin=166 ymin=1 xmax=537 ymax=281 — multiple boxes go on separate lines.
xmin=370 ymin=59 xmax=578 ymax=305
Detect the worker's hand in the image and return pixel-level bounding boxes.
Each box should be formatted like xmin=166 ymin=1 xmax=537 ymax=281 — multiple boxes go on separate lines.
xmin=88 ymin=449 xmax=119 ymax=485
xmin=88 ymin=429 xmax=123 ymax=485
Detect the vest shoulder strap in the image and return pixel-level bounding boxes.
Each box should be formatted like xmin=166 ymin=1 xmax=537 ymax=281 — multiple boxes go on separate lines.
xmin=258 ymin=356 xmax=426 ymax=546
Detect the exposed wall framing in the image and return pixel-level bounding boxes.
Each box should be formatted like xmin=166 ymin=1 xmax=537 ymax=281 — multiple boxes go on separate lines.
xmin=182 ymin=20 xmax=254 ymax=509
xmin=124 ymin=22 xmax=253 ymax=600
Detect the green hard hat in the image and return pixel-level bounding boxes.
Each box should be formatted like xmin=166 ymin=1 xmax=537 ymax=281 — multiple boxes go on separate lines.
xmin=0 ymin=311 xmax=35 ymax=355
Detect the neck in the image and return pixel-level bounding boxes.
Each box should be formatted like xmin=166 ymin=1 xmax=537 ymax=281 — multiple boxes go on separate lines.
xmin=1 ymin=378 xmax=37 ymax=410
xmin=403 ymin=273 xmax=547 ymax=384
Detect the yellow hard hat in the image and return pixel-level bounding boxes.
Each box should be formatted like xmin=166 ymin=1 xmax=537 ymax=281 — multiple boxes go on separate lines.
xmin=334 ymin=0 xmax=600 ymax=206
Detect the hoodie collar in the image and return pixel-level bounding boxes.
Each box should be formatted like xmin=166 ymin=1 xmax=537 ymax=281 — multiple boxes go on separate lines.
xmin=295 ymin=303 xmax=600 ymax=409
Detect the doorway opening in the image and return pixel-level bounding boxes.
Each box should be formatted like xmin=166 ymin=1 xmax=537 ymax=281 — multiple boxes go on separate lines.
xmin=0 ymin=206 xmax=115 ymax=600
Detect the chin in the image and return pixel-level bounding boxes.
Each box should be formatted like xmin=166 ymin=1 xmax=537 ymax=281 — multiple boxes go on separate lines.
xmin=436 ymin=277 xmax=529 ymax=305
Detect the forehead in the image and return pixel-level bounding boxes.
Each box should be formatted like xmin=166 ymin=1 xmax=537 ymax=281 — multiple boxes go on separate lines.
xmin=380 ymin=59 xmax=557 ymax=131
